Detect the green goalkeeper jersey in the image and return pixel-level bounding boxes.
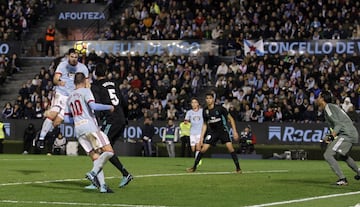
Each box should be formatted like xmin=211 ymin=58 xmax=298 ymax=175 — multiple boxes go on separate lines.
xmin=324 ymin=103 xmax=359 ymax=144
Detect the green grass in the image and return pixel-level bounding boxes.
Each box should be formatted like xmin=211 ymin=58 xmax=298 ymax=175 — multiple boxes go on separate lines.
xmin=0 ymin=154 xmax=360 ymax=207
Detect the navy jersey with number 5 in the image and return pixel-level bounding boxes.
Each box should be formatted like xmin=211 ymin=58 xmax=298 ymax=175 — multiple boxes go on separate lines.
xmin=91 ymin=79 xmax=128 ymax=126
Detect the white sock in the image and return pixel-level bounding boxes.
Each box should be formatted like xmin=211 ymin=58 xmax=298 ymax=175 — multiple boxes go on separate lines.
xmin=39 ymin=118 xmax=54 ymax=140
xmin=97 ymin=170 xmax=105 ymax=186
xmin=92 ymin=151 xmax=114 ymax=174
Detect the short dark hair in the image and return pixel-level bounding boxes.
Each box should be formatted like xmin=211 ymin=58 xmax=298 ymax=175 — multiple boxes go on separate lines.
xmin=191 ymin=97 xmax=199 ymax=102
xmin=74 ymin=72 xmax=86 ymax=85
xmin=95 ymin=62 xmax=107 ymax=77
xmin=320 ymin=91 xmax=332 ymax=103
xmin=205 ymin=91 xmax=214 ymax=97
xmin=68 ymin=48 xmax=78 ymax=55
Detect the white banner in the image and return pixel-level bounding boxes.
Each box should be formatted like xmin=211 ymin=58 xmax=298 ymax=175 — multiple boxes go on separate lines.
xmin=60 ymin=40 xmax=219 ymax=56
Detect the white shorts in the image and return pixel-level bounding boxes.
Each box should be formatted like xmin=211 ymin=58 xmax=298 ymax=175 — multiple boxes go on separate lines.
xmin=190 ymin=134 xmax=201 ymax=147
xmin=78 ymin=131 xmax=110 ymax=153
xmin=50 ymin=92 xmax=68 ymax=119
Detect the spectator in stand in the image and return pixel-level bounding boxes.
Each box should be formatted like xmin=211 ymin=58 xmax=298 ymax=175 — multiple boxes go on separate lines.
xmin=241 ymin=104 xmax=252 ymax=122
xmin=216 ymin=61 xmax=228 ymax=78
xmin=166 ymin=101 xmax=178 ymax=120
xmin=2 ymin=102 xmax=13 ymax=119
xmin=166 ymin=87 xmax=178 ymax=104
xmin=250 ymin=104 xmax=264 ymax=123
xmin=8 ymin=53 xmax=21 ymax=74
xmin=11 ymin=103 xmax=23 ymax=119
xmin=0 ymin=54 xmax=9 ymax=78
xmin=23 ymin=101 xmax=35 ymax=120
xmin=303 ymin=105 xmax=316 ymax=123
xmin=155 ymin=103 xmax=166 ymax=121
xmin=347 ymin=106 xmax=359 ymax=123
xmin=127 ymin=96 xmax=143 ymax=121
xmin=45 ymin=24 xmax=55 ymax=56
xmin=341 ymin=97 xmax=353 ymax=113
xmin=264 ymin=107 xmax=275 ymax=122
xmin=274 ymin=107 xmax=283 ymax=122
xmin=130 ymin=74 xmax=142 ymax=90
xmin=211 ymin=25 xmax=223 ymax=40
xmin=228 ymin=104 xmax=241 ymax=122
xmin=34 ymin=102 xmax=44 ymax=119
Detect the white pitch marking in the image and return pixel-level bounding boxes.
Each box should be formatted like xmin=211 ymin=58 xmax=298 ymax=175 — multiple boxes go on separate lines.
xmin=0 ymin=200 xmax=170 ymax=207
xmin=0 ymin=170 xmax=288 ymax=207
xmin=244 ymin=191 xmax=360 ymax=207
xmin=0 ymin=170 xmax=288 ymax=186
xmin=0 ymin=158 xmax=50 ymax=161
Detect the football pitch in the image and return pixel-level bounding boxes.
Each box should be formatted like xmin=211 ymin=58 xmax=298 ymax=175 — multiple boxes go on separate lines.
xmin=1 ymin=154 xmax=360 ymax=207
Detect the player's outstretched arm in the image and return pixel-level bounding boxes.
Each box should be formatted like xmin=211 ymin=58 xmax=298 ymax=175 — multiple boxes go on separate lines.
xmin=89 ymin=102 xmax=114 ymax=112
xmin=63 ymin=114 xmax=74 ymax=124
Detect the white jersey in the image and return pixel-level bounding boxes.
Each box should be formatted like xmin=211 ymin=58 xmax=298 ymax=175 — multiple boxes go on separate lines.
xmin=185 ymin=108 xmax=203 ymax=135
xmin=67 ymin=88 xmax=99 ymax=137
xmin=55 ymin=60 xmax=89 ymax=96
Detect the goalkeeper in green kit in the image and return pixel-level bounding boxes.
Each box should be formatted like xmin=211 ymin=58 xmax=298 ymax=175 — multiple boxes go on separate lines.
xmin=316 ymin=91 xmax=360 ymax=185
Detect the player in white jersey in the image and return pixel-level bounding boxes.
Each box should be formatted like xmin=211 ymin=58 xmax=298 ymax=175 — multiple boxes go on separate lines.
xmin=66 ymin=72 xmax=115 ymax=193
xmin=185 ymin=98 xmax=204 ymax=164
xmin=37 ymin=48 xmax=89 ymax=149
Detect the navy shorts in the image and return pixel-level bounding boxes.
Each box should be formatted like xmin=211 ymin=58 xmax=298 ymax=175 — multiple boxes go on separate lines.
xmin=102 ymin=123 xmax=125 ymax=145
xmin=203 ymin=129 xmax=231 ymax=146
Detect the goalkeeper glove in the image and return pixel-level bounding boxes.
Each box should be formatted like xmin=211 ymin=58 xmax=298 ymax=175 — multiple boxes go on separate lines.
xmin=321 ymin=134 xmax=335 ymax=143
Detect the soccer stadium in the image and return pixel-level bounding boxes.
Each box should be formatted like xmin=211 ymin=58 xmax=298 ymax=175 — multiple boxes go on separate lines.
xmin=0 ymin=0 xmax=360 ymax=206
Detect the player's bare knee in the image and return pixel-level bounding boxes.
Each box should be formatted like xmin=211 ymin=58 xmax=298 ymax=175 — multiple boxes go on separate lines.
xmin=45 ymin=111 xmax=57 ymax=120
xmin=89 ymin=150 xmax=99 ymax=160
xmin=102 ymin=145 xmax=114 ymax=153
xmin=53 ymin=117 xmax=63 ymax=127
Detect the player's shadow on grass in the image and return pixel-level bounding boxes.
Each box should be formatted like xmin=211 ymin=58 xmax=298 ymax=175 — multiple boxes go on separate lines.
xmin=14 ymin=170 xmax=43 ymax=175
xmin=31 ymin=180 xmax=88 ymax=191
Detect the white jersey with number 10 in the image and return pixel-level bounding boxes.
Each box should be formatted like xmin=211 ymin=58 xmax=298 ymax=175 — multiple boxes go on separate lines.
xmin=67 ymin=87 xmax=99 ymax=137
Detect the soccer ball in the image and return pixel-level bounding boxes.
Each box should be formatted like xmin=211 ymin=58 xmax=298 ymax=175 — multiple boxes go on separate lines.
xmin=73 ymin=41 xmax=88 ymax=54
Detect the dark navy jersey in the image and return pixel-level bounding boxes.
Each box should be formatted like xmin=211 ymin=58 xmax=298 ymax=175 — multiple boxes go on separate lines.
xmin=203 ymin=104 xmax=230 ymax=132
xmin=91 ymin=79 xmax=128 ymax=125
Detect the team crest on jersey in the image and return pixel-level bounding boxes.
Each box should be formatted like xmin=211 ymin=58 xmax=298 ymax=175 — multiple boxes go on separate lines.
xmin=205 ymin=109 xmax=209 ymax=115
xmin=66 ymin=65 xmax=77 ymax=74
xmin=194 ymin=116 xmax=201 ymax=121
xmin=205 ymin=135 xmax=211 ymax=140
xmin=68 ymin=72 xmax=75 ymax=79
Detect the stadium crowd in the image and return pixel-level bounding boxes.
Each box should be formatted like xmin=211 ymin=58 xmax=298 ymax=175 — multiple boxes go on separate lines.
xmin=1 ymin=0 xmax=360 ymax=124
xmin=102 ymin=0 xmax=360 ymax=46
xmin=0 ymin=0 xmax=53 ymax=41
